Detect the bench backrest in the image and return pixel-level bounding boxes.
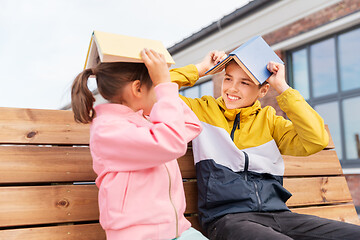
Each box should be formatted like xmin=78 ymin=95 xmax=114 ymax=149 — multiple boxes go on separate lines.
xmin=0 ymin=108 xmax=105 ymax=240
xmin=0 ymin=107 xmax=358 ymax=239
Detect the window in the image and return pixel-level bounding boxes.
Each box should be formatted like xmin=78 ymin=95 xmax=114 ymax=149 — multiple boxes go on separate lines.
xmin=342 ymin=96 xmax=360 ymax=160
xmin=288 ymin=26 xmax=360 ymax=167
xmin=310 ymin=38 xmax=338 ymax=98
xmin=179 ymin=80 xmax=214 ymax=98
xmin=200 ymin=80 xmax=214 ymax=96
xmin=338 ymin=28 xmax=360 ymax=91
xmin=182 ymin=85 xmax=199 ymax=98
xmin=314 ymin=102 xmax=342 ymax=158
xmin=292 ymin=48 xmax=310 ymax=99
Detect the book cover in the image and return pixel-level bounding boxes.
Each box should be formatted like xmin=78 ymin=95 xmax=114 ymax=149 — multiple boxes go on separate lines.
xmin=84 ymin=31 xmax=175 ymax=69
xmin=205 ymin=36 xmax=283 ymax=85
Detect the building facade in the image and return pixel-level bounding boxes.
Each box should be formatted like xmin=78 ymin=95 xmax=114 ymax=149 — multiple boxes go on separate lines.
xmin=169 ymin=0 xmax=360 ymax=212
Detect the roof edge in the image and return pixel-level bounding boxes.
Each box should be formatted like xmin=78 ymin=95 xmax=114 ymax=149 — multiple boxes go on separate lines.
xmin=168 ymin=0 xmax=280 ymax=55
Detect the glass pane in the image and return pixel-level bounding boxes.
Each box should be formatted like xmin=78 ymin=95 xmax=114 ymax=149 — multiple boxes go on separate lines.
xmin=200 ymin=80 xmax=214 ymax=96
xmin=342 ymin=96 xmax=360 ymax=160
xmin=291 ymin=49 xmax=310 ymax=99
xmin=310 ymin=38 xmax=338 ymax=97
xmin=183 ymin=86 xmax=199 ymax=98
xmin=338 ymin=28 xmax=360 ymax=91
xmin=314 ymin=102 xmax=342 ymax=159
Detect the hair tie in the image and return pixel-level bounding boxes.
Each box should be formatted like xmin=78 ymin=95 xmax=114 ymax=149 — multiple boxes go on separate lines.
xmin=91 ymin=68 xmax=97 ymax=75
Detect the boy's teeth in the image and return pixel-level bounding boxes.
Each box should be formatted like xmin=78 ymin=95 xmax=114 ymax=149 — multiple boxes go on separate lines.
xmin=228 ymin=95 xmax=239 ymax=100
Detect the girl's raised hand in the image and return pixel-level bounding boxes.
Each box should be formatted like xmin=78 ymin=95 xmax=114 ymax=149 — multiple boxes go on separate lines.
xmin=195 ymin=50 xmax=227 ymax=77
xmin=266 ymin=61 xmax=289 ymax=94
xmin=141 ymin=48 xmax=170 ymax=86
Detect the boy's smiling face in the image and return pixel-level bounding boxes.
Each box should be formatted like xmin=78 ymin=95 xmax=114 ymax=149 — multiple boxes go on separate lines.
xmin=222 ymin=61 xmax=269 ymax=109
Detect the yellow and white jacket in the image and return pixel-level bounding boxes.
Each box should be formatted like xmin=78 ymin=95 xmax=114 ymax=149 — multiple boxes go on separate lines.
xmin=170 ymin=64 xmax=329 ymax=229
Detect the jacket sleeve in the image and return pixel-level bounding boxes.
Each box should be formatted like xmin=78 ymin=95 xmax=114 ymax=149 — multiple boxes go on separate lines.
xmin=272 ymin=88 xmax=329 ymax=156
xmin=91 ymin=82 xmax=202 ymax=172
xmin=170 ymin=64 xmax=206 ymax=112
xmin=170 ymin=64 xmax=199 ymax=89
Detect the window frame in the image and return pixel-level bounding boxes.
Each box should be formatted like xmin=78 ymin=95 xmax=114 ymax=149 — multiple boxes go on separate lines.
xmin=286 ymin=24 xmax=360 ymax=168
xmin=179 ymin=79 xmax=214 ymax=98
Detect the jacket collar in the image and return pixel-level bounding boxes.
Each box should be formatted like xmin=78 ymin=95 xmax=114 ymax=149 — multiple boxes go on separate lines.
xmin=215 ymin=97 xmax=261 ymax=121
xmin=94 ymin=103 xmax=144 ymax=118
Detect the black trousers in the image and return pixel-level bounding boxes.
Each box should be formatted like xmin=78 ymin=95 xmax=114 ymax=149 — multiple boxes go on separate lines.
xmin=207 ymin=211 xmax=360 ymax=240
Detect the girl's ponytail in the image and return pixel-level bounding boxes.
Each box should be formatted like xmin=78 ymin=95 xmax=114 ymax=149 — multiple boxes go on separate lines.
xmin=71 ymin=62 xmax=152 ymax=124
xmin=71 ymin=68 xmax=96 ymax=123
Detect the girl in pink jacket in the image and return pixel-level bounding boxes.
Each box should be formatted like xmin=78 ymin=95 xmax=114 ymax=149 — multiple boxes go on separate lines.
xmin=70 ymin=49 xmax=206 ymax=240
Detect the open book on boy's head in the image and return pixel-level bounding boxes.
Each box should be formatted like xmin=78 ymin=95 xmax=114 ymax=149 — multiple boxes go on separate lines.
xmin=84 ymin=30 xmax=175 ymax=69
xmin=205 ymin=36 xmax=283 ymax=85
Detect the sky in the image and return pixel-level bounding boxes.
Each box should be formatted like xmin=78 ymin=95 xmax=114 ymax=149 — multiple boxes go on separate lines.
xmin=0 ymin=0 xmax=251 ymax=110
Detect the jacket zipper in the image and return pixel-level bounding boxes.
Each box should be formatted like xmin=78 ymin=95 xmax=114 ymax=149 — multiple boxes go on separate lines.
xmin=243 ymin=151 xmax=249 ymax=181
xmin=165 ymin=164 xmax=179 ymax=238
xmin=230 ymin=114 xmax=262 ymax=211
xmin=230 ymin=113 xmax=240 ymax=141
xmin=243 ymin=151 xmax=261 ymax=211
xmin=253 ymin=181 xmax=262 ymax=211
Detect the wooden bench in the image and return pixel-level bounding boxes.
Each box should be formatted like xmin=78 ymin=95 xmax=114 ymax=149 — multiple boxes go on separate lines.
xmin=0 ymin=107 xmax=358 ymax=239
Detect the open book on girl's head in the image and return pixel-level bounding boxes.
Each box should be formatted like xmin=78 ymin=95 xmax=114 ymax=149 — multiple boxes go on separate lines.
xmin=84 ymin=30 xmax=175 ymax=69
xmin=205 ymin=36 xmax=283 ymax=85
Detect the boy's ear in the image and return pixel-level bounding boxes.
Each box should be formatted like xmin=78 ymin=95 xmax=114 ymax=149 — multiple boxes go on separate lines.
xmin=258 ymin=83 xmax=270 ymax=98
xmin=130 ymin=80 xmax=142 ymax=97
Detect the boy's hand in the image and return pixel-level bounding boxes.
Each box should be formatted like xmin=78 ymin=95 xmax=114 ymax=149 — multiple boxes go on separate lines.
xmin=141 ymin=48 xmax=170 ymax=86
xmin=266 ymin=61 xmax=289 ymax=94
xmin=195 ymin=50 xmax=227 ymax=77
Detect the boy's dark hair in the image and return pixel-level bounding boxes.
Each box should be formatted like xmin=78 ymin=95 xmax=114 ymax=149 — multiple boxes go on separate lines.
xmin=225 ymin=59 xmax=269 ymax=88
xmin=259 ymin=81 xmax=269 ymax=88
xmin=71 ymin=62 xmax=152 ymax=124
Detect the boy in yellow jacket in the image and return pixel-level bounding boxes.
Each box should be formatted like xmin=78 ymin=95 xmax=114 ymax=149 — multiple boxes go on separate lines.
xmin=170 ymin=51 xmax=360 ymax=240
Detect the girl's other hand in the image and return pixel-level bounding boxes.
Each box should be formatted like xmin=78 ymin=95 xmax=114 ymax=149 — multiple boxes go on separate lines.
xmin=141 ymin=48 xmax=170 ymax=86
xmin=266 ymin=61 xmax=289 ymax=94
xmin=195 ymin=50 xmax=227 ymax=77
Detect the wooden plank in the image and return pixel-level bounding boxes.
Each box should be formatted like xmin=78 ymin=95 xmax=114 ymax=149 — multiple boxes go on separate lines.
xmin=183 ymin=176 xmax=354 ymax=214
xmin=0 ymin=223 xmax=106 ymax=240
xmin=184 ymin=181 xmax=198 ymax=214
xmin=0 ymin=146 xmax=95 ymax=183
xmin=178 ymin=150 xmax=196 ymax=179
xmin=0 ymin=185 xmax=99 ymax=227
xmin=179 ymin=149 xmax=342 ymax=179
xmin=283 ymin=150 xmax=342 ymax=176
xmin=291 ymin=204 xmax=360 ymax=225
xmin=284 ymin=176 xmax=353 ymax=207
xmin=0 ymin=107 xmax=90 ymax=145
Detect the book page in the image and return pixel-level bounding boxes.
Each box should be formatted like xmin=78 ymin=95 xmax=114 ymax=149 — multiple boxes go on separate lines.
xmin=85 ymin=36 xmax=101 ymax=69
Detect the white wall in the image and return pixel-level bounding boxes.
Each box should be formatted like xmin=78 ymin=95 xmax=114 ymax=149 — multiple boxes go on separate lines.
xmin=171 ymin=0 xmax=341 ymax=69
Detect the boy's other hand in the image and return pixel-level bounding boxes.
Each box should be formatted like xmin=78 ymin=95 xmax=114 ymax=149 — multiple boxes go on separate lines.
xmin=141 ymin=48 xmax=170 ymax=86
xmin=195 ymin=50 xmax=227 ymax=77
xmin=266 ymin=61 xmax=289 ymax=94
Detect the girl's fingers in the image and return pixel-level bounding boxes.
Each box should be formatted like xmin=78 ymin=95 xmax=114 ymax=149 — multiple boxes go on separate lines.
xmin=141 ymin=48 xmax=166 ymax=66
xmin=148 ymin=49 xmax=159 ymax=58
xmin=141 ymin=49 xmax=151 ymax=64
xmin=145 ymin=48 xmax=156 ymax=60
xmin=147 ymin=49 xmax=166 ymax=63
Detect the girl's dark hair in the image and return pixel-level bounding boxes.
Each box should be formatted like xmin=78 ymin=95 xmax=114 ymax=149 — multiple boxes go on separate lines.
xmin=71 ymin=62 xmax=152 ymax=123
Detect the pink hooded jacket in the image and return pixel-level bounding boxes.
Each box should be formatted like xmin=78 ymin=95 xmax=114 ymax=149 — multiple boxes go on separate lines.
xmin=90 ymin=82 xmax=202 ymax=240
